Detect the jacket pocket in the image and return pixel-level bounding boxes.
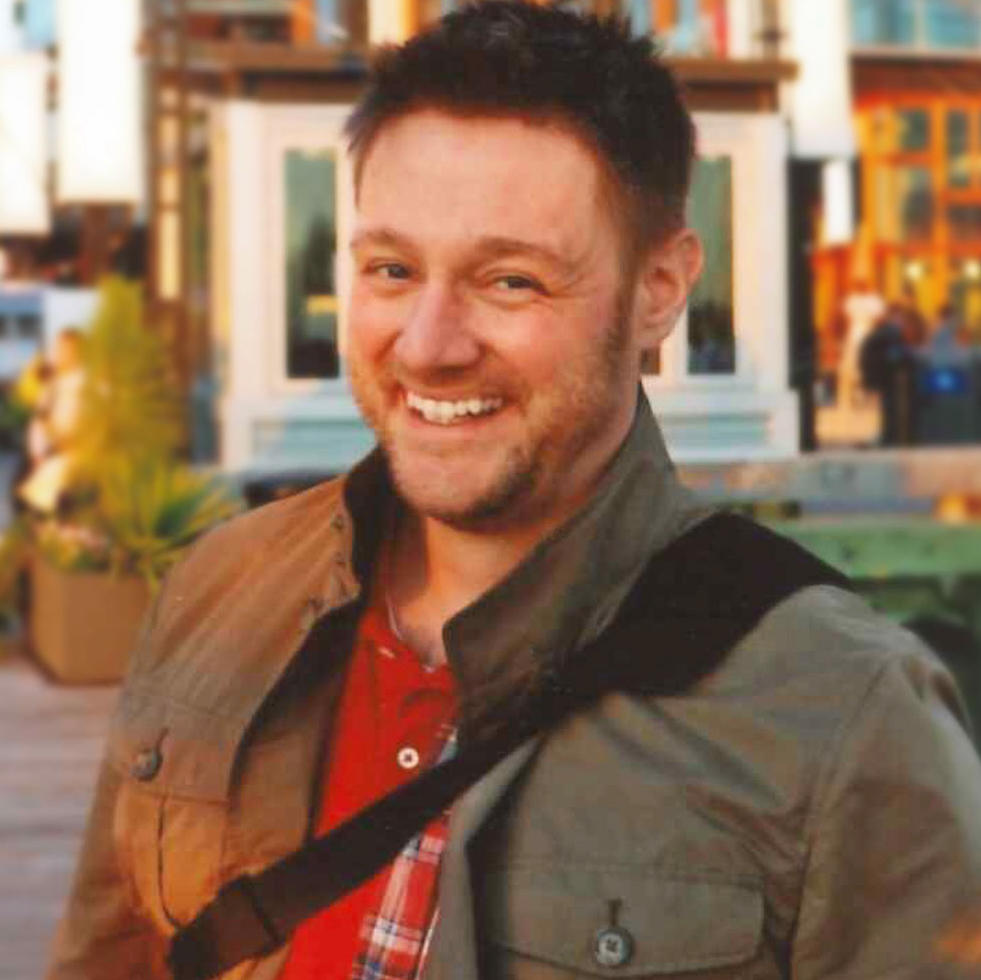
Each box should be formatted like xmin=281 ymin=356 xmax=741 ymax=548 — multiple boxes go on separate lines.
xmin=107 ymin=688 xmax=235 ymax=932
xmin=481 ymin=865 xmax=764 ymax=978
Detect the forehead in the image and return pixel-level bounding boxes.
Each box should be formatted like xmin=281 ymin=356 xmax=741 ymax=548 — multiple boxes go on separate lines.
xmin=355 ymin=110 xmax=617 ymax=249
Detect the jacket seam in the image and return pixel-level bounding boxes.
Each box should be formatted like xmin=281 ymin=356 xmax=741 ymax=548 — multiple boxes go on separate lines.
xmin=793 ymin=655 xmax=896 ymax=935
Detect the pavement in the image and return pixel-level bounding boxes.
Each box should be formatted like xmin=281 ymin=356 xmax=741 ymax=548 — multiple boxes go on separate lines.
xmin=0 ymin=651 xmax=117 ymax=979
xmin=0 ymin=450 xmax=118 ymax=979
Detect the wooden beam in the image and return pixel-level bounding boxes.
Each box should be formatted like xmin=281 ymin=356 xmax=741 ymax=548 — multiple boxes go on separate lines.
xmin=670 ymin=57 xmax=797 ymax=84
xmin=182 ymin=38 xmax=368 ymax=73
xmin=853 ymin=52 xmax=981 ymax=97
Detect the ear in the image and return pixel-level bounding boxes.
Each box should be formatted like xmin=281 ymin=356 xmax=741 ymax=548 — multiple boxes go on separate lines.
xmin=631 ymin=229 xmax=704 ymax=350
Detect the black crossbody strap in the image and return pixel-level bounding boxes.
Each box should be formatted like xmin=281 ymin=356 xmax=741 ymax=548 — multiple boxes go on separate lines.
xmin=168 ymin=513 xmax=850 ymax=980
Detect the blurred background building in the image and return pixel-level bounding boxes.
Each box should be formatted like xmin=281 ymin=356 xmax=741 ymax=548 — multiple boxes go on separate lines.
xmin=0 ymin=0 xmax=980 ymax=474
xmin=7 ymin=11 xmax=981 ymax=974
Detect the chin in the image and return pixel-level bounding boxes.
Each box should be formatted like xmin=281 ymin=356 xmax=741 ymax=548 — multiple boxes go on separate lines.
xmin=384 ymin=443 xmax=538 ymax=530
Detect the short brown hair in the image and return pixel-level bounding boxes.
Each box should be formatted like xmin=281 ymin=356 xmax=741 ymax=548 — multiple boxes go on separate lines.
xmin=346 ymin=1 xmax=696 ymax=257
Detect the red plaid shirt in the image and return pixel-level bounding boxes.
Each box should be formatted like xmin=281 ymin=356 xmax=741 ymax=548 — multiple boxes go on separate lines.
xmin=278 ymin=602 xmax=457 ymax=980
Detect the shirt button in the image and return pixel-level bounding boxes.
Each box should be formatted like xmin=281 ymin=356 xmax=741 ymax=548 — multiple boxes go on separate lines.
xmin=593 ymin=926 xmax=634 ymax=968
xmin=397 ymin=746 xmax=420 ymax=771
xmin=131 ymin=747 xmax=162 ymax=782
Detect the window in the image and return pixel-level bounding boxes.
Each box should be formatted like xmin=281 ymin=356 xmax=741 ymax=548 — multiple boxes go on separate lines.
xmin=923 ymin=0 xmax=980 ymax=47
xmin=13 ymin=314 xmax=39 ymax=339
xmin=947 ymin=110 xmax=971 ymax=188
xmin=687 ymin=156 xmax=734 ymax=375
xmin=897 ymin=165 xmax=934 ymax=240
xmin=641 ymin=153 xmax=736 ymax=380
xmin=852 ymin=0 xmax=916 ymax=45
xmin=284 ymin=149 xmax=340 ymax=380
xmin=948 ymin=203 xmax=981 ymax=240
xmin=852 ymin=0 xmax=980 ymax=48
xmin=877 ymin=165 xmax=934 ymax=241
xmin=898 ymin=108 xmax=930 ymax=152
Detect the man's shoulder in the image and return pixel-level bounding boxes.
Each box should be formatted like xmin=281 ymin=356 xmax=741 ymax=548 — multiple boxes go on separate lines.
xmin=718 ymin=581 xmax=956 ymax=727
xmin=122 ymin=471 xmax=356 ymax=705
xmin=176 ymin=473 xmax=349 ymax=579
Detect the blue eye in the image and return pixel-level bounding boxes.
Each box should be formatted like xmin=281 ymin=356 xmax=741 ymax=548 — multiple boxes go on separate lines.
xmin=495 ymin=275 xmax=538 ymax=292
xmin=378 ymin=263 xmax=411 ymax=280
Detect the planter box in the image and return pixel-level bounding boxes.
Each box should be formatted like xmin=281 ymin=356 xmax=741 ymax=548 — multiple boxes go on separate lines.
xmin=30 ymin=555 xmax=150 ymax=684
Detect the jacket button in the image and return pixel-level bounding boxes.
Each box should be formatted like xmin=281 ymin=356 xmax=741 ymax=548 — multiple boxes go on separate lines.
xmin=593 ymin=926 xmax=634 ymax=968
xmin=131 ymin=747 xmax=162 ymax=782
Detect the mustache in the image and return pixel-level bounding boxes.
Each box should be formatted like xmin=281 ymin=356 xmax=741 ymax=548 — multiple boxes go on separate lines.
xmin=387 ymin=363 xmax=516 ymax=399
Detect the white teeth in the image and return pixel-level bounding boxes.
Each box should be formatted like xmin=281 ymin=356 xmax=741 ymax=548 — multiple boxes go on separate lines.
xmin=405 ymin=391 xmax=504 ymax=425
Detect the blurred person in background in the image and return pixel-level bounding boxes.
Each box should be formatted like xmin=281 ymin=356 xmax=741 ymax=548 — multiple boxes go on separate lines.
xmin=18 ymin=328 xmax=86 ymax=515
xmin=928 ymin=303 xmax=966 ymax=361
xmin=899 ymin=284 xmax=928 ymax=348
xmin=859 ymin=302 xmax=915 ymax=446
xmin=839 ymin=278 xmax=886 ymax=407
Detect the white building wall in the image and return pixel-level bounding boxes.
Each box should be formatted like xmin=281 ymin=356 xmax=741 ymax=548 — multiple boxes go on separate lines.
xmin=785 ymin=0 xmax=856 ymax=160
xmin=0 ymin=0 xmax=23 ymax=54
xmin=213 ymin=101 xmax=370 ymax=474
xmin=645 ymin=111 xmax=798 ymax=462
xmin=214 ymin=98 xmax=799 ymax=473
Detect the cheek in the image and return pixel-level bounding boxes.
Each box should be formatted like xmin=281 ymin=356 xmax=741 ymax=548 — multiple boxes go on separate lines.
xmin=347 ymin=288 xmax=395 ymax=361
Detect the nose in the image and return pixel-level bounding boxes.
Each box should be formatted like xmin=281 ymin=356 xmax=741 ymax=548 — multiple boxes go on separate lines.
xmin=393 ymin=281 xmax=480 ymax=373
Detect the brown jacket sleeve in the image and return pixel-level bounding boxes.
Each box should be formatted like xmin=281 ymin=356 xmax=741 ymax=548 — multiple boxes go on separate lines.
xmin=792 ymin=650 xmax=981 ymax=978
xmin=45 ymin=756 xmax=170 ymax=979
xmin=45 ymin=574 xmax=179 ymax=980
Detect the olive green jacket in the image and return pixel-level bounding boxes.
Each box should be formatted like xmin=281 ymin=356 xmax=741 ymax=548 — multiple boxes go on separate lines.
xmin=48 ymin=399 xmax=981 ymax=979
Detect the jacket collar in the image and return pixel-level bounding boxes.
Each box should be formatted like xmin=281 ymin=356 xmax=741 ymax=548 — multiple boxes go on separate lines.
xmin=341 ymin=390 xmax=704 ymax=736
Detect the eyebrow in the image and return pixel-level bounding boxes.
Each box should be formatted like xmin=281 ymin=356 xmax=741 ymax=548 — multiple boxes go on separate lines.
xmin=350 ymin=228 xmax=576 ymax=275
xmin=350 ymin=227 xmax=412 ymax=253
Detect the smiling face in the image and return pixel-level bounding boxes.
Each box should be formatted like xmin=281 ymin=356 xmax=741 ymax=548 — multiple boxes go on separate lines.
xmin=347 ymin=110 xmax=662 ymax=532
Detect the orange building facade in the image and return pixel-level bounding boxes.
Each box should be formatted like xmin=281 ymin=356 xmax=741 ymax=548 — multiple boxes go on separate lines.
xmin=813 ymin=25 xmax=981 ymax=384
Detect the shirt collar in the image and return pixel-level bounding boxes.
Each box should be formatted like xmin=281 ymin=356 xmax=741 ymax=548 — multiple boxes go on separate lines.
xmin=343 ymin=390 xmax=705 ymax=736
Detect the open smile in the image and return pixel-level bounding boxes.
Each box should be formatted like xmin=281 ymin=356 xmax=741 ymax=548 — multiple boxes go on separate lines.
xmin=405 ymin=389 xmax=505 ymax=426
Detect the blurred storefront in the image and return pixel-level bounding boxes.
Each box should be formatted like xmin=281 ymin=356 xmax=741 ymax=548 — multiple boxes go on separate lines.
xmin=810 ymin=0 xmax=981 ymax=450
xmin=0 ymin=0 xmax=976 ymax=650
xmin=147 ymin=0 xmax=806 ymax=472
xmin=0 ymin=0 xmax=144 ymax=381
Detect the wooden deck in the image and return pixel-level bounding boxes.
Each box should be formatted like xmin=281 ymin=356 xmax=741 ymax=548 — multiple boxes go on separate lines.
xmin=0 ymin=650 xmax=117 ymax=980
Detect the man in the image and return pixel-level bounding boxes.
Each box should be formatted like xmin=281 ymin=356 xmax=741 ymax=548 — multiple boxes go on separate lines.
xmin=839 ymin=279 xmax=886 ymax=408
xmin=858 ymin=303 xmax=913 ymax=447
xmin=48 ymin=4 xmax=981 ymax=979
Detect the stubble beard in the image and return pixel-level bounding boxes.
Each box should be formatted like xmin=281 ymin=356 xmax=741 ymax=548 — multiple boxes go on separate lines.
xmin=348 ymin=299 xmax=634 ymax=533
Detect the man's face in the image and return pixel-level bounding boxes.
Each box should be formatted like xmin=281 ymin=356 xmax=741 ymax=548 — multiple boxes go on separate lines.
xmin=347 ymin=110 xmax=645 ymax=531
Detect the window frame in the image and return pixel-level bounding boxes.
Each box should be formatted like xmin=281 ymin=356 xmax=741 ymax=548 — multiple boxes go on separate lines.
xmin=265 ymin=105 xmax=355 ymax=397
xmin=644 ymin=112 xmax=785 ymax=394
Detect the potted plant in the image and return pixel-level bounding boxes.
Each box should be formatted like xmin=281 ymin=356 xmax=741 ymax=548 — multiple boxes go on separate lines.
xmin=6 ymin=277 xmax=241 ymax=683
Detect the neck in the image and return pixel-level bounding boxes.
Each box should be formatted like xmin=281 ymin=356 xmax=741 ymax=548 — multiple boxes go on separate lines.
xmin=383 ymin=395 xmax=640 ymax=665
xmin=385 ymin=486 xmax=598 ymax=666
